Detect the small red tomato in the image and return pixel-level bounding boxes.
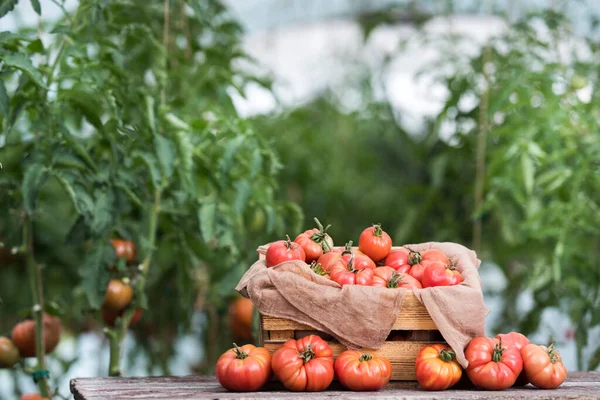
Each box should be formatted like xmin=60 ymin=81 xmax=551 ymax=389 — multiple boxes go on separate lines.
xmin=335 ymin=350 xmax=392 ymax=391
xmin=265 ymin=236 xmax=306 ymax=267
xmin=103 ymin=279 xmax=134 ymax=311
xmin=317 ymin=251 xmax=343 ymax=272
xmin=497 ymin=332 xmax=530 ymax=386
xmin=110 ymin=238 xmax=136 ymax=263
xmin=358 ymin=224 xmax=392 ymax=262
xmin=216 ymin=343 xmax=272 ymax=391
xmin=0 ymin=336 xmax=20 ymax=368
xmin=383 ymin=248 xmax=411 ymax=273
xmin=415 ymin=344 xmax=463 ymax=391
xmin=12 ymin=314 xmax=61 ymax=358
xmin=329 ymin=256 xmax=375 ymax=286
xmin=271 ymin=335 xmax=334 ymax=391
xmin=421 ymin=260 xmax=464 ymax=288
xmin=465 ymin=337 xmax=523 ymax=390
xmin=371 ymin=266 xmax=422 ymax=289
xmin=407 ymin=248 xmax=450 ymax=282
xmin=521 ymin=343 xmax=567 ymax=389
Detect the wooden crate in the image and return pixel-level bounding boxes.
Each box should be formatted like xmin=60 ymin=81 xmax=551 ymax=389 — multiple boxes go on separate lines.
xmin=258 ymin=291 xmax=445 ymax=381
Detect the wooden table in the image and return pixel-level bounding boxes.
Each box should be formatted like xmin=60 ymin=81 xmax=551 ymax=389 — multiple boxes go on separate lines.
xmin=71 ymin=372 xmax=600 ymax=399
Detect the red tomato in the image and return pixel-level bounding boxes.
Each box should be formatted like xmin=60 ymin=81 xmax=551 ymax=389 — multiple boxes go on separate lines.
xmin=421 ymin=260 xmax=464 ymax=288
xmin=110 ymin=239 xmax=136 ymax=263
xmin=103 ymin=279 xmax=133 ymax=311
xmin=497 ymin=332 xmax=530 ymax=386
xmin=358 ymin=224 xmax=392 ymax=262
xmin=20 ymin=394 xmax=48 ymax=400
xmin=465 ymin=337 xmax=523 ymax=390
xmin=294 ymin=232 xmax=323 ymax=263
xmin=0 ymin=336 xmax=20 ymax=368
xmin=216 ymin=343 xmax=272 ymax=391
xmin=102 ymin=307 xmax=144 ymax=328
xmin=317 ymin=251 xmax=343 ymax=272
xmin=407 ymin=248 xmax=450 ymax=282
xmin=228 ymin=298 xmax=254 ymax=341
xmin=371 ymin=267 xmax=422 ymax=289
xmin=415 ymin=344 xmax=463 ymax=391
xmin=265 ymin=236 xmax=306 ymax=267
xmin=341 ymin=252 xmax=376 ymax=270
xmin=271 ymin=335 xmax=334 ymax=391
xmin=12 ymin=314 xmax=61 ymax=358
xmin=329 ymin=256 xmax=374 ymax=286
xmin=335 ymin=350 xmax=392 ymax=391
xmin=521 ymin=343 xmax=567 ymax=389
xmin=383 ymin=248 xmax=411 ymax=273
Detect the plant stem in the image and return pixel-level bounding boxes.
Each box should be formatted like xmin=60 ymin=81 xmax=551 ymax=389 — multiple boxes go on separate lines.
xmin=106 ymin=329 xmax=120 ymax=377
xmin=161 ymin=0 xmax=171 ymax=106
xmin=23 ymin=214 xmax=50 ymax=398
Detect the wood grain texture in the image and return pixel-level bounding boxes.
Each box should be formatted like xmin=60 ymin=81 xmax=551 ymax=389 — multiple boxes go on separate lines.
xmin=71 ymin=372 xmax=600 ymax=399
xmin=262 ymin=292 xmax=436 ymax=331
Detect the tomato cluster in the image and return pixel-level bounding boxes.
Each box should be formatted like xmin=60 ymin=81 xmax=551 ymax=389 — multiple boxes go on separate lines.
xmin=416 ymin=332 xmax=567 ymax=391
xmin=265 ymin=219 xmax=464 ymax=289
xmin=216 ymin=334 xmax=392 ymax=392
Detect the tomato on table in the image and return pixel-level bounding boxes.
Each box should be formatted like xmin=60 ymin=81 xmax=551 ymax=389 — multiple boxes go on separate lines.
xmin=521 ymin=343 xmax=567 ymax=389
xmin=415 ymin=344 xmax=463 ymax=391
xmin=265 ymin=236 xmax=306 ymax=267
xmin=358 ymin=224 xmax=392 ymax=262
xmin=371 ymin=266 xmax=422 ymax=289
xmin=465 ymin=337 xmax=523 ymax=390
xmin=216 ymin=343 xmax=271 ymax=391
xmin=496 ymin=332 xmax=530 ymax=386
xmin=271 ymin=334 xmax=334 ymax=391
xmin=335 ymin=350 xmax=392 ymax=391
xmin=421 ymin=260 xmax=463 ymax=288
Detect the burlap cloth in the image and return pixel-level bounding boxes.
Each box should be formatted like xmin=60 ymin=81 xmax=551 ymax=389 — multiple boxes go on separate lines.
xmin=236 ymin=241 xmax=489 ymax=367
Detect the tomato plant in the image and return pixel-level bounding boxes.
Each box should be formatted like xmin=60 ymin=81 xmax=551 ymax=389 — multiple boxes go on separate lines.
xmin=371 ymin=266 xmax=421 ymax=289
xmin=110 ymin=239 xmax=136 ymax=263
xmin=335 ymin=351 xmax=392 ymax=391
xmin=521 ymin=343 xmax=567 ymax=389
xmin=103 ymin=279 xmax=134 ymax=311
xmin=383 ymin=248 xmax=411 ymax=273
xmin=11 ymin=314 xmax=61 ymax=358
xmin=421 ymin=260 xmax=464 ymax=288
xmin=215 ymin=344 xmax=272 ymax=392
xmin=0 ymin=336 xmax=20 ymax=368
xmin=329 ymin=255 xmax=375 ymax=286
xmin=358 ymin=224 xmax=392 ymax=262
xmin=496 ymin=332 xmax=530 ymax=386
xmin=228 ymin=298 xmax=254 ymax=341
xmin=265 ymin=237 xmax=306 ymax=267
xmin=465 ymin=337 xmax=523 ymax=390
xmin=271 ymin=335 xmax=334 ymax=391
xmin=415 ymin=344 xmax=462 ymax=391
xmin=102 ymin=307 xmax=144 ymax=328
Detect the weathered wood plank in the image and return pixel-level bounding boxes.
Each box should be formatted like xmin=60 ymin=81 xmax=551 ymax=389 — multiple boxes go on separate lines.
xmin=262 ymin=292 xmax=436 ymax=331
xmin=70 ymin=372 xmax=600 ymax=399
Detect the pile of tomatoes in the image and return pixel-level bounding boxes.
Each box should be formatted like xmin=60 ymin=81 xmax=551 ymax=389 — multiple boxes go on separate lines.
xmin=265 ymin=219 xmax=464 ymax=289
xmin=417 ymin=331 xmax=567 ymax=391
xmin=216 ymin=334 xmax=392 ymax=392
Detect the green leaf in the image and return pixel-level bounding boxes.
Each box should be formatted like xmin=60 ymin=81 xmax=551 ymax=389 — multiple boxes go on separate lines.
xmin=0 ymin=0 xmax=19 ymax=18
xmin=26 ymin=38 xmax=44 ymax=54
xmin=30 ymin=0 xmax=40 ymax=15
xmin=132 ymin=151 xmax=161 ymax=189
xmin=63 ymin=90 xmax=104 ymax=129
xmin=154 ymin=134 xmax=175 ymax=183
xmin=0 ymin=79 xmax=8 ymax=117
xmin=145 ymin=95 xmax=156 ymax=134
xmin=65 ymin=215 xmax=87 ymax=245
xmin=22 ymin=163 xmax=48 ymax=214
xmin=91 ymin=189 xmax=114 ymax=235
xmin=175 ymin=131 xmax=195 ymax=195
xmin=249 ymin=150 xmax=262 ymax=178
xmin=0 ymin=31 xmax=25 ymax=43
xmin=0 ymin=51 xmax=46 ymax=88
xmin=198 ymin=200 xmax=217 ymax=242
xmin=82 ymin=243 xmax=114 ymax=309
xmin=219 ymin=135 xmax=245 ymax=175
xmin=50 ymin=25 xmax=71 ymax=34
xmin=233 ymin=180 xmax=251 ymax=214
xmin=588 ymin=346 xmax=600 ymax=371
xmin=521 ymin=153 xmax=535 ymax=196
xmin=165 ymin=113 xmax=191 ymax=131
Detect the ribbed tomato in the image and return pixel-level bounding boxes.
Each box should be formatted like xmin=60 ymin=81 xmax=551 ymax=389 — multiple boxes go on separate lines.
xmin=11 ymin=314 xmax=61 ymax=358
xmin=415 ymin=344 xmax=462 ymax=391
xmin=465 ymin=337 xmax=523 ymax=390
xmin=383 ymin=248 xmax=411 ymax=273
xmin=358 ymin=224 xmax=392 ymax=262
xmin=216 ymin=343 xmax=271 ymax=391
xmin=406 ymin=248 xmax=449 ymax=282
xmin=0 ymin=336 xmax=20 ymax=368
xmin=103 ymin=279 xmax=133 ymax=311
xmin=271 ymin=335 xmax=334 ymax=391
xmin=294 ymin=218 xmax=334 ymax=263
xmin=329 ymin=256 xmax=374 ymax=286
xmin=341 ymin=251 xmax=376 ymax=271
xmin=265 ymin=236 xmax=306 ymax=267
xmin=317 ymin=251 xmax=343 ymax=272
xmin=371 ymin=267 xmax=422 ymax=289
xmin=421 ymin=260 xmax=463 ymax=288
xmin=520 ymin=343 xmax=567 ymax=389
xmin=335 ymin=350 xmax=392 ymax=391
xmin=496 ymin=332 xmax=530 ymax=386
